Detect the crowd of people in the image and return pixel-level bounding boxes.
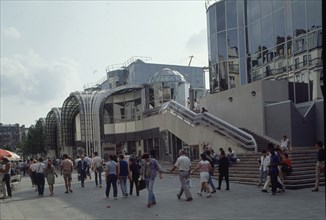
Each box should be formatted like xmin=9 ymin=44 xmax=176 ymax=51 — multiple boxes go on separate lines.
xmin=0 ymin=139 xmax=324 ymax=206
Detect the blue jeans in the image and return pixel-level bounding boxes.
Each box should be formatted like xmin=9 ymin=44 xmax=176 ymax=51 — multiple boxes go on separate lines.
xmin=145 ymin=177 xmax=156 ymax=204
xmin=119 ymin=176 xmax=128 ymax=196
xmin=208 ymin=172 xmax=216 ymax=191
xmin=95 ymin=168 xmax=102 ymax=186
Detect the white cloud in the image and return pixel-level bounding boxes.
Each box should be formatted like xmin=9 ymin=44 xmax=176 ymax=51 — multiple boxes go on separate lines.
xmin=2 ymin=26 xmax=21 ymax=40
xmin=185 ymin=29 xmax=208 ymax=66
xmin=0 ymin=50 xmax=82 ymax=105
xmin=186 ymin=29 xmax=207 ymax=52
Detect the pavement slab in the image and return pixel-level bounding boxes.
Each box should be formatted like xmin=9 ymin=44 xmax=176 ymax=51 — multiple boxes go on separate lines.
xmin=0 ymin=170 xmax=325 ymax=220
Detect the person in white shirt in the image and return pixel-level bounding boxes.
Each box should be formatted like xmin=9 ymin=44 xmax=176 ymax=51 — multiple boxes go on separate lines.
xmin=280 ymin=135 xmax=291 ymax=152
xmin=84 ymin=155 xmax=93 ymax=180
xmin=258 ymin=151 xmax=270 ymax=187
xmin=170 ymin=149 xmax=193 ymax=201
xmin=186 ymin=97 xmax=191 ymax=109
xmin=92 ymin=152 xmax=103 ymax=188
xmin=35 ymin=158 xmax=46 ymax=196
xmin=29 ymin=159 xmax=38 ymax=191
xmin=193 ymin=99 xmax=198 ymax=112
xmin=227 ymin=147 xmax=238 ymax=163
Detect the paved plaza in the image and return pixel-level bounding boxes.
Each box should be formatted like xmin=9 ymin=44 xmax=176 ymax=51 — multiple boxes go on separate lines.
xmin=0 ymin=168 xmax=325 ymax=220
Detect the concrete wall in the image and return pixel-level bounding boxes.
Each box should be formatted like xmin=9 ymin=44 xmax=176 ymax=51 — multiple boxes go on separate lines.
xmin=291 ymin=104 xmax=316 ymax=146
xmin=265 ymin=101 xmax=292 ymax=142
xmin=200 ymin=80 xmax=288 ymax=136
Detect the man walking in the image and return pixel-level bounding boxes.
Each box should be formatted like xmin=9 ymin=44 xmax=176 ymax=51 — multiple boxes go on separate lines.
xmin=61 ymin=154 xmax=73 ymax=193
xmin=217 ymin=150 xmax=230 ymax=190
xmin=170 ymin=149 xmax=193 ymax=201
xmin=77 ymin=155 xmax=88 ymax=187
xmin=268 ymin=144 xmax=281 ymax=195
xmin=141 ymin=153 xmax=163 ymax=207
xmin=118 ymin=154 xmax=130 ymax=197
xmin=93 ymin=152 xmax=103 ymax=188
xmin=35 ymin=158 xmax=46 ymax=196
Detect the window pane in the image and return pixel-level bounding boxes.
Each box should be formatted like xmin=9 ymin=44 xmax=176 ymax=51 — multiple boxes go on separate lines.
xmin=262 ymin=15 xmax=274 ymax=49
xmin=217 ymin=31 xmax=227 ymax=61
xmin=274 ymin=8 xmax=285 ymax=45
xmin=239 ymin=58 xmax=247 ymax=85
xmin=227 ymin=29 xmax=238 ymax=54
xmin=209 ymin=5 xmax=217 ymax=34
xmin=237 ymin=0 xmax=244 ymax=27
xmin=273 ymin=0 xmax=285 ymax=10
xmin=249 ymin=20 xmax=261 ymax=55
xmin=210 ymin=64 xmax=219 ymax=93
xmin=261 ymin=0 xmax=272 ymax=16
xmin=306 ymin=0 xmax=322 ymax=31
xmin=292 ymin=0 xmax=306 ymax=37
xmin=216 ymin=1 xmax=226 ymax=32
xmin=227 ymin=29 xmax=239 ymax=89
xmin=238 ymin=28 xmax=245 ymax=59
xmin=285 ymin=0 xmax=292 ymax=37
xmin=249 ymin=0 xmax=260 ymax=24
xmin=226 ymin=0 xmax=237 ymax=29
xmin=218 ymin=61 xmax=228 ymax=91
xmin=210 ymin=33 xmax=218 ymax=64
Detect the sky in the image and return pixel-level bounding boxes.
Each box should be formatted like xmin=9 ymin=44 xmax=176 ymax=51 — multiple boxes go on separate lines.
xmin=0 ymin=0 xmax=209 ymax=127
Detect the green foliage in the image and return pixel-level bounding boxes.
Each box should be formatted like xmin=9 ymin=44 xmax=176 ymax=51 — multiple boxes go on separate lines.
xmin=2 ymin=145 xmax=11 ymax=151
xmin=24 ymin=118 xmax=46 ymax=157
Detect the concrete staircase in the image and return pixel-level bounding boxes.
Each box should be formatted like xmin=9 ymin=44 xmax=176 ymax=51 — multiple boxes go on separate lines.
xmin=166 ymin=147 xmax=325 ymax=190
xmin=240 ymin=128 xmax=277 ymax=152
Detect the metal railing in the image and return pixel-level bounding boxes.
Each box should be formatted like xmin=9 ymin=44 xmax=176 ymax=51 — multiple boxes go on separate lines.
xmin=143 ymin=100 xmax=257 ymax=152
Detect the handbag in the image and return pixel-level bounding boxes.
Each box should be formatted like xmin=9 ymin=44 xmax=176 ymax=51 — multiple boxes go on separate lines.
xmin=139 ymin=179 xmax=146 ymax=191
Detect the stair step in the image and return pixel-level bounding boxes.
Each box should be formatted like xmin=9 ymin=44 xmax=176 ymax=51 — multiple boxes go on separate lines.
xmin=166 ymin=146 xmax=320 ymax=190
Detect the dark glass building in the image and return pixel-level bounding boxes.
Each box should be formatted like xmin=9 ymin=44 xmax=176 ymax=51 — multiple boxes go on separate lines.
xmin=206 ymin=0 xmax=322 ymax=102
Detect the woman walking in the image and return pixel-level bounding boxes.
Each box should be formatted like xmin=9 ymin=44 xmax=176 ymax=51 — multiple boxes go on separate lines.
xmin=44 ymin=159 xmax=58 ymax=196
xmin=191 ymin=153 xmax=212 ymax=198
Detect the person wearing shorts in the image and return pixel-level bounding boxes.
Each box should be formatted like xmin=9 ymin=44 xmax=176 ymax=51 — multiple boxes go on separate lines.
xmin=61 ymin=154 xmax=73 ymax=193
xmin=191 ymin=153 xmax=212 ymax=198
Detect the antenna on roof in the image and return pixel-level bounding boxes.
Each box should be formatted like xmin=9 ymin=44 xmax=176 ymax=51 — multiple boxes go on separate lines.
xmin=188 ymin=55 xmax=194 ymax=66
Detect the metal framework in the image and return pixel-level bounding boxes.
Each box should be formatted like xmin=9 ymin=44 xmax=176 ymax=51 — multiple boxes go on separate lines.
xmin=45 ymin=107 xmax=62 ymax=156
xmin=55 ymin=85 xmax=144 ymax=157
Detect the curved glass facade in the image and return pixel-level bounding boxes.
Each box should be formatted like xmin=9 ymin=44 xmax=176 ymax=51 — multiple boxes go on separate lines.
xmin=207 ymin=0 xmax=322 ymax=100
xmin=149 ymin=68 xmax=190 ymax=107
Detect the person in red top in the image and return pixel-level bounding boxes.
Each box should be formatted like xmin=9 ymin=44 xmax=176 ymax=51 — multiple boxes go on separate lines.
xmin=281 ymin=153 xmax=292 ymax=177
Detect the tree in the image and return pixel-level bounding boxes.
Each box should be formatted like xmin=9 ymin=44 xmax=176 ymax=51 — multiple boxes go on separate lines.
xmin=25 ymin=118 xmax=46 ymax=157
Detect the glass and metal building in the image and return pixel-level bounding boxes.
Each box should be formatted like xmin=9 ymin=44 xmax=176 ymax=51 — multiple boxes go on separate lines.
xmin=105 ymin=57 xmax=205 ymax=91
xmin=206 ymin=0 xmax=322 ymax=102
xmin=149 ymin=68 xmax=191 ymax=107
xmin=45 ymin=59 xmax=207 ymax=159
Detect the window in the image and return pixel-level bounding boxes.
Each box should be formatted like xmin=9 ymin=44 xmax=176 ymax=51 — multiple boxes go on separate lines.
xmin=308 ymin=54 xmax=312 ymax=66
xmin=295 ymin=58 xmax=299 ymax=69
xmin=303 ymin=55 xmax=307 ymax=66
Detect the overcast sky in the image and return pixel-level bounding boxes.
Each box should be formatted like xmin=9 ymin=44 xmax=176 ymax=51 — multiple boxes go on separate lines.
xmin=1 ymin=1 xmax=208 ymax=127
